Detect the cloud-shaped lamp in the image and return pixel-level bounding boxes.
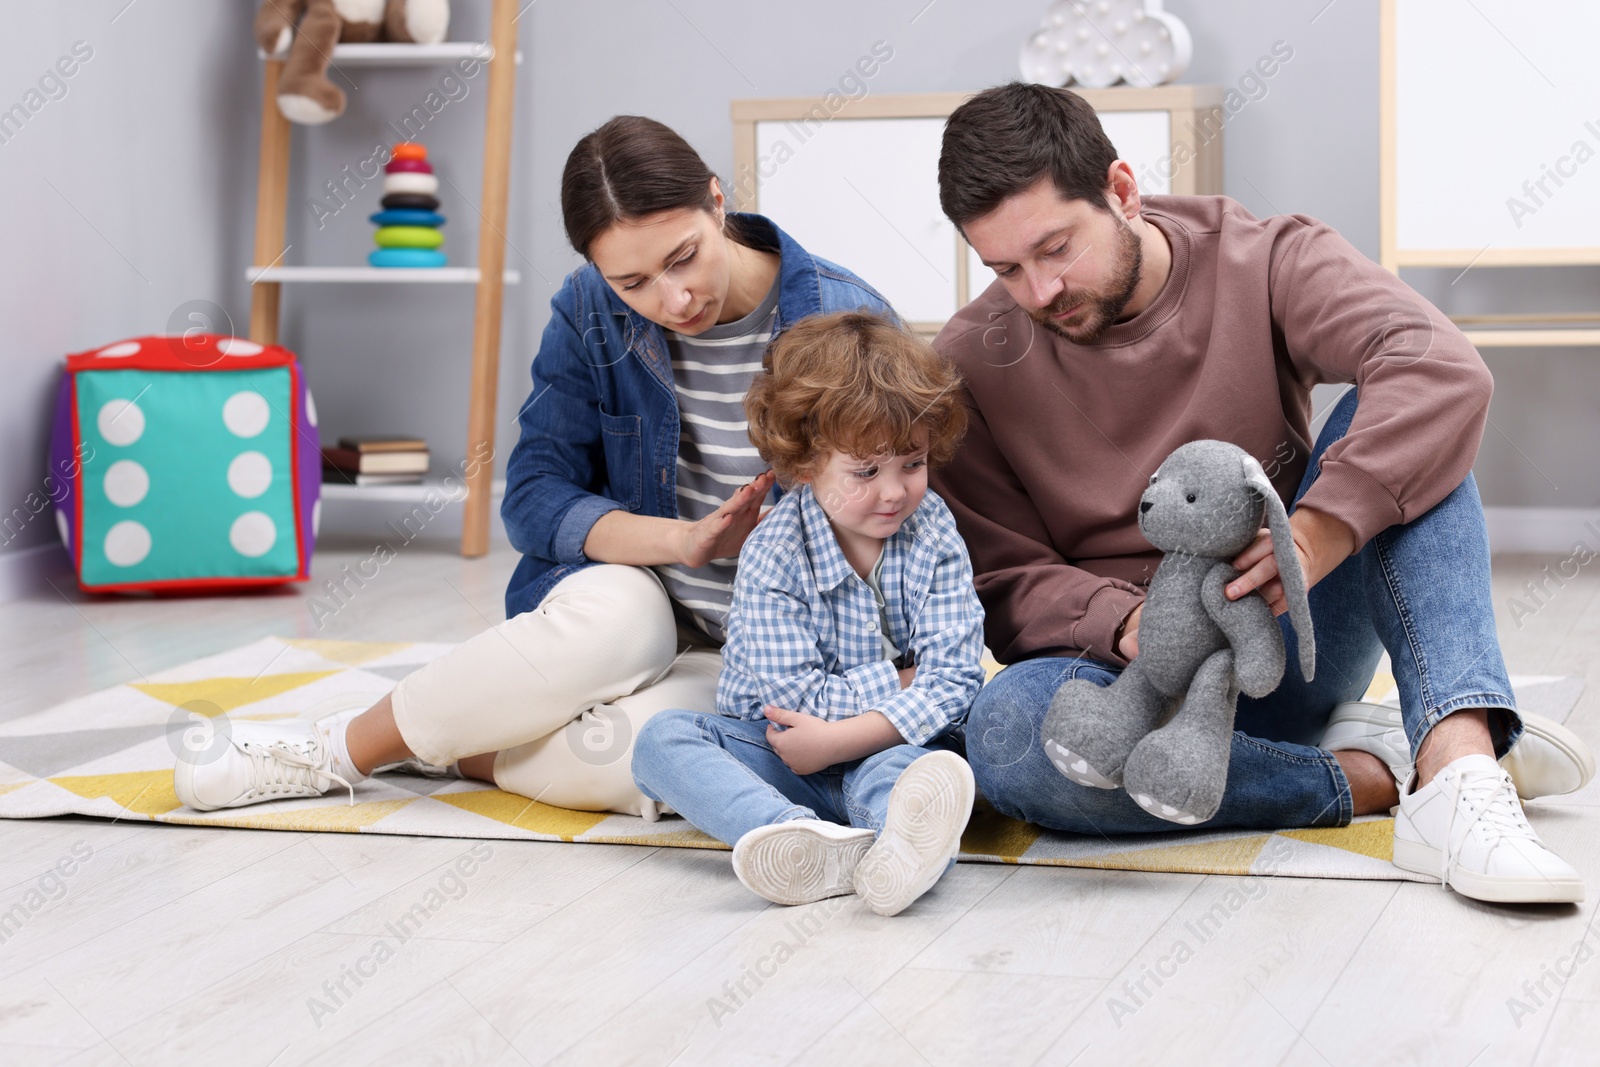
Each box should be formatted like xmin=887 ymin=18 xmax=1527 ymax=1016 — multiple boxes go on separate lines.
xmin=1020 ymin=0 xmax=1193 ymax=89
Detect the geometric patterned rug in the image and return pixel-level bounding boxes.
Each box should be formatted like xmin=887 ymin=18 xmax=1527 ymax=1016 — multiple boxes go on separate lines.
xmin=0 ymin=637 xmax=1582 ymax=882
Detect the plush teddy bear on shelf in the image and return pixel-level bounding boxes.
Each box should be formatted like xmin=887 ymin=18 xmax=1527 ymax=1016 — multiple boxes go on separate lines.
xmin=255 ymin=0 xmax=451 ymax=125
xmin=1040 ymin=440 xmax=1317 ymax=826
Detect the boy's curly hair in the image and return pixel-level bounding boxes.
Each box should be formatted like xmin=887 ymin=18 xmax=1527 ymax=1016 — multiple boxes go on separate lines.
xmin=744 ymin=311 xmax=967 ymax=485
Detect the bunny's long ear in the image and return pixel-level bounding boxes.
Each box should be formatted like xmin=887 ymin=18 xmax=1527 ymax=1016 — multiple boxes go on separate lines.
xmin=1243 ymin=455 xmax=1316 ymax=681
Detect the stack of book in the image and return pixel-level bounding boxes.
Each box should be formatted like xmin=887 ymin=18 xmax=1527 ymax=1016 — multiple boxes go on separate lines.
xmin=322 ymin=436 xmax=430 ymax=487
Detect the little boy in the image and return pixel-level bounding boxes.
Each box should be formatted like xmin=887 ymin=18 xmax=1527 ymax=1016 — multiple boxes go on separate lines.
xmin=632 ymin=311 xmax=986 ymax=917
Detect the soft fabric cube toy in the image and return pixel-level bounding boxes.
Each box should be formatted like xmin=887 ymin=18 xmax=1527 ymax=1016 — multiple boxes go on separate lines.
xmin=51 ymin=335 xmax=321 ymax=593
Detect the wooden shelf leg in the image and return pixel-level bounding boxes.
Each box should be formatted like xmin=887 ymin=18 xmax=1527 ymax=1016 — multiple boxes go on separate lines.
xmin=250 ymin=59 xmax=293 ymax=345
xmin=461 ymin=0 xmax=519 ymax=557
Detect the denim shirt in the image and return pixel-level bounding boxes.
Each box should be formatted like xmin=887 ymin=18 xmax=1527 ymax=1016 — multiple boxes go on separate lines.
xmin=717 ymin=485 xmax=987 ymax=747
xmin=500 ymin=214 xmax=896 ymax=618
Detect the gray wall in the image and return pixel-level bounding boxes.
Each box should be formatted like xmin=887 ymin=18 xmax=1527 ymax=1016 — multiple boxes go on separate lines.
xmin=4 ymin=0 xmax=1596 ymax=560
xmin=1 ymin=2 xmax=260 ymax=557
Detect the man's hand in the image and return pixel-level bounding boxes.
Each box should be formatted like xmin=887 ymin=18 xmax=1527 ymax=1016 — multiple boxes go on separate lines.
xmin=1115 ymin=604 xmax=1143 ymax=661
xmin=764 ymin=706 xmax=844 ymax=775
xmin=678 ymin=471 xmax=776 ymax=568
xmin=1225 ymin=505 xmax=1356 ymax=614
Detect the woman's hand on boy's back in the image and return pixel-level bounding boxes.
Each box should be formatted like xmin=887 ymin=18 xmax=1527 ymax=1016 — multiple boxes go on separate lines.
xmin=678 ymin=471 xmax=776 ymax=568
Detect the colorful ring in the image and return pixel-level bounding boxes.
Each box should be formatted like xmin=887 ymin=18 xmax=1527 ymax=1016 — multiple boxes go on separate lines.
xmin=382 ymin=172 xmax=439 ymax=196
xmin=368 ymin=248 xmax=448 ymax=268
xmin=374 ymin=225 xmax=445 ymax=249
xmin=385 ymin=158 xmax=434 ymax=175
xmin=368 ymin=209 xmax=446 ymax=228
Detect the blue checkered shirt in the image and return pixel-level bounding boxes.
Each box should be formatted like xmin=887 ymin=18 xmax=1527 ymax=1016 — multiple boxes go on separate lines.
xmin=718 ymin=484 xmax=986 ymax=747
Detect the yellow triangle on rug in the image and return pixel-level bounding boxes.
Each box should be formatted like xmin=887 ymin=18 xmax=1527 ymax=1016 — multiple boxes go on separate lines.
xmin=283 ymin=638 xmax=413 ymax=666
xmin=1280 ymin=819 xmax=1396 ymax=862
xmin=131 ymin=672 xmax=339 ymax=715
xmin=433 ymin=788 xmax=613 ymax=840
xmin=51 ymin=770 xmax=185 ymax=816
xmin=1054 ymin=834 xmax=1273 ymax=876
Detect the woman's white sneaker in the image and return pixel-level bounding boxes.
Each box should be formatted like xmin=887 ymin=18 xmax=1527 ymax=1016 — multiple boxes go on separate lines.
xmin=1392 ymin=753 xmax=1584 ymax=904
xmin=174 ymin=720 xmax=357 ymax=811
xmin=853 ymin=751 xmax=975 ymax=917
xmin=731 ymin=820 xmax=875 ymax=906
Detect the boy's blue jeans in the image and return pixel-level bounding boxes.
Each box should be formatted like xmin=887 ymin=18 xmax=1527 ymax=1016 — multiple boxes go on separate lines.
xmin=966 ymin=388 xmax=1521 ymax=834
xmin=632 ymin=710 xmax=944 ymax=847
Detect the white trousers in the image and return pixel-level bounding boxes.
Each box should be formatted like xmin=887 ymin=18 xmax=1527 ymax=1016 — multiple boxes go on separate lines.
xmin=389 ymin=565 xmax=720 ymax=819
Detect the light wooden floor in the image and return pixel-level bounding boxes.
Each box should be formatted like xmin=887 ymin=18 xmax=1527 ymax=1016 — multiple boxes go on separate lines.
xmin=2 ymin=539 xmax=1597 ymax=1067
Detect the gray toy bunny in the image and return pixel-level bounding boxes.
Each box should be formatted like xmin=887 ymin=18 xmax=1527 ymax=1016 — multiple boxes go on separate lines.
xmin=1040 ymin=440 xmax=1316 ymax=825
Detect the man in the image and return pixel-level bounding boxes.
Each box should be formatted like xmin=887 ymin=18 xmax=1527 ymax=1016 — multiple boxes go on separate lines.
xmin=930 ymin=83 xmax=1593 ymax=904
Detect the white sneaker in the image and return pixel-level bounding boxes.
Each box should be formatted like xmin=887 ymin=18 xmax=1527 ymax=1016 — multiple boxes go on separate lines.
xmin=174 ymin=720 xmax=355 ymax=812
xmin=1322 ymin=702 xmax=1595 ymax=800
xmin=373 ymin=757 xmax=463 ymax=779
xmin=1393 ymin=753 xmax=1584 ymax=903
xmin=731 ymin=820 xmax=874 ymax=906
xmin=853 ymin=751 xmax=975 ymax=917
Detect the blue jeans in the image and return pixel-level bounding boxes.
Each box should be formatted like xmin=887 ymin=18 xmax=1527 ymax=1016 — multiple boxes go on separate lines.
xmin=632 ymin=710 xmax=943 ymax=846
xmin=967 ymin=388 xmax=1521 ymax=834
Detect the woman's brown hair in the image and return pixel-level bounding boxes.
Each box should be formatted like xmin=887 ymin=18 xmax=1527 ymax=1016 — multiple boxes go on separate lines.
xmin=745 ymin=311 xmax=968 ymax=485
xmin=560 ymin=115 xmax=753 ymax=258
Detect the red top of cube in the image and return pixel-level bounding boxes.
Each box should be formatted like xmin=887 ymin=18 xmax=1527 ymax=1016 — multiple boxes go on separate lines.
xmin=65 ymin=335 xmax=297 ymax=372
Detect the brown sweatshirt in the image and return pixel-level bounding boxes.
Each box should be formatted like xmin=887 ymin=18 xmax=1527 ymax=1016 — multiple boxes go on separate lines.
xmin=930 ymin=195 xmax=1492 ymax=668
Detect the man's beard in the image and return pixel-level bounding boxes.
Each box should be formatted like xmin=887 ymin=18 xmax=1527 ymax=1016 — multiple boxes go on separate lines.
xmin=1028 ymin=215 xmax=1144 ymax=344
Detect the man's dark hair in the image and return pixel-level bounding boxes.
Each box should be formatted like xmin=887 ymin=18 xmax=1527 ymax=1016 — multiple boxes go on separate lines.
xmin=938 ymin=82 xmax=1120 ymax=231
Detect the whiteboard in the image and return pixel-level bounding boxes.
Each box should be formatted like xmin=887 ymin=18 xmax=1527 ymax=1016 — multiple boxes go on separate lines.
xmin=756 ymin=108 xmax=1173 ymax=323
xmin=1391 ymin=0 xmax=1600 ymax=260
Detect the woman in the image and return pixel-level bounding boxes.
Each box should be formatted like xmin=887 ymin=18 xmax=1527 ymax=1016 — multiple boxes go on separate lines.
xmin=174 ymin=116 xmax=895 ymax=816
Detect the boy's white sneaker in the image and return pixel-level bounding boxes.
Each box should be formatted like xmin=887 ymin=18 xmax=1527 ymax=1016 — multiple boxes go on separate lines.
xmin=853 ymin=751 xmax=975 ymax=917
xmin=174 ymin=719 xmax=356 ymax=811
xmin=731 ymin=820 xmax=875 ymax=906
xmin=1392 ymin=753 xmax=1584 ymax=904
xmin=1322 ymin=702 xmax=1595 ymax=799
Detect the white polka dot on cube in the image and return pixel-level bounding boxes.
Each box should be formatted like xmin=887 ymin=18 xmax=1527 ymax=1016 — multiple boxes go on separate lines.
xmin=305 ymin=389 xmax=318 ymax=427
xmin=55 ymin=510 xmax=70 ymax=548
xmin=97 ymin=399 xmax=145 ymax=446
xmin=223 ymin=391 xmax=270 ymax=438
xmin=218 ymin=338 xmax=264 ymax=357
xmin=312 ymin=498 xmax=322 ymax=537
xmin=104 ymin=459 xmax=149 ymax=507
xmin=97 ymin=341 xmax=140 ymax=358
xmin=227 ymin=451 xmax=273 ymax=498
xmin=104 ymin=520 xmax=151 ymax=566
xmin=230 ymin=511 xmax=276 ymax=557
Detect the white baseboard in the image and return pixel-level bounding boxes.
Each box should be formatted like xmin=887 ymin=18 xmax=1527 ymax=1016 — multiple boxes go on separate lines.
xmin=1485 ymin=507 xmax=1600 ymax=556
xmin=0 ymin=542 xmax=74 ymax=602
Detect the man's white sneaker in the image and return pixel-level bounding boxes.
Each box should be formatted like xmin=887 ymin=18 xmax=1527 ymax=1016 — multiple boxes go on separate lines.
xmin=1393 ymin=753 xmax=1584 ymax=904
xmin=731 ymin=820 xmax=875 ymax=906
xmin=1322 ymin=702 xmax=1596 ymax=800
xmin=853 ymin=751 xmax=975 ymax=917
xmin=1321 ymin=702 xmax=1409 ymax=788
xmin=174 ymin=720 xmax=356 ymax=812
xmin=1502 ymin=715 xmax=1595 ymax=800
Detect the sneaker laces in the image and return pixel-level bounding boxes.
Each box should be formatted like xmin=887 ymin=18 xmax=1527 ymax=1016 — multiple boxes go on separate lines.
xmin=243 ymin=738 xmax=356 ymax=806
xmin=1440 ymin=765 xmax=1534 ymax=889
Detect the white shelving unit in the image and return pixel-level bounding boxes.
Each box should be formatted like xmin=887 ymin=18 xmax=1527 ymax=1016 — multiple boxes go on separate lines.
xmin=247 ymin=266 xmax=520 ymax=284
xmin=257 ymin=42 xmax=523 ymax=66
xmin=248 ymin=0 xmax=521 ymax=556
xmin=320 ymin=478 xmax=506 ymax=504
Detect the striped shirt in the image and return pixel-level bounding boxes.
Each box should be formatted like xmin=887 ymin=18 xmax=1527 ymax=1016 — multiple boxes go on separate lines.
xmin=718 ymin=484 xmax=987 ymax=748
xmin=652 ymin=279 xmax=780 ymax=642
